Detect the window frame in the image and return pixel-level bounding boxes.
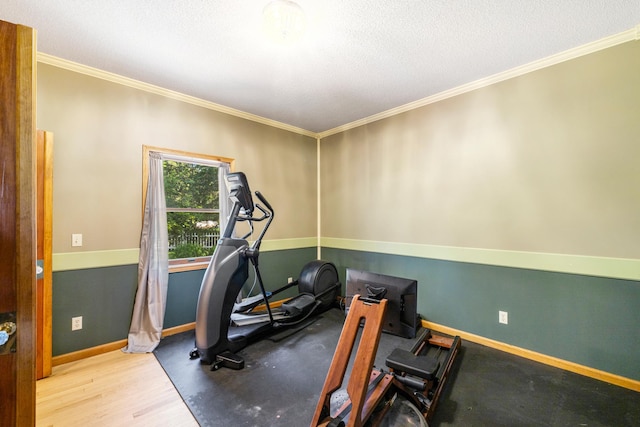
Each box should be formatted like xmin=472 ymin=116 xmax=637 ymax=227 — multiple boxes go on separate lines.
xmin=142 ymin=145 xmax=234 ymax=273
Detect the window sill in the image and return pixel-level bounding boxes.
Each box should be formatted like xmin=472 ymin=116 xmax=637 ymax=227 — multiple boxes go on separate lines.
xmin=168 ymin=257 xmax=211 ymax=273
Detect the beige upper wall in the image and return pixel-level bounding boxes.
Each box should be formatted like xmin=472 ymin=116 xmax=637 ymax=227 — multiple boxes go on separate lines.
xmin=321 ymin=40 xmax=640 ymax=260
xmin=37 ymin=40 xmax=640 ymax=261
xmin=37 ymin=63 xmax=317 ymax=253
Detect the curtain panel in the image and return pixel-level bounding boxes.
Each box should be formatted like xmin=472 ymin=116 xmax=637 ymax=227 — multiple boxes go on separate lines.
xmin=123 ymin=152 xmax=230 ymax=353
xmin=123 ymin=152 xmax=169 ymax=352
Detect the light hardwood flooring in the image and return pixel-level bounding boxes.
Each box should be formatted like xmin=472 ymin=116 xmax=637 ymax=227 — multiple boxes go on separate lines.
xmin=36 ymin=350 xmax=199 ymax=426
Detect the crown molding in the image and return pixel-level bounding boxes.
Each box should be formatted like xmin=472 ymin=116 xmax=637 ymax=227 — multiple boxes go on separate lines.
xmin=37 ymin=25 xmax=639 ymax=140
xmin=317 ymin=26 xmax=640 ymax=139
xmin=36 ymin=52 xmax=317 ymax=139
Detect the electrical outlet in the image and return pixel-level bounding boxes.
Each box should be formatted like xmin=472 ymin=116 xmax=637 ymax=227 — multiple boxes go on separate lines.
xmin=72 ymin=316 xmax=83 ymax=331
xmin=499 ymin=310 xmax=508 ymax=325
xmin=288 ymin=277 xmax=294 ymax=284
xmin=72 ymin=233 xmax=83 ymax=247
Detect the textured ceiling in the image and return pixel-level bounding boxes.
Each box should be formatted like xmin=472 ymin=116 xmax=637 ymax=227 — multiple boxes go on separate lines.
xmin=3 ymin=1 xmax=640 ymax=134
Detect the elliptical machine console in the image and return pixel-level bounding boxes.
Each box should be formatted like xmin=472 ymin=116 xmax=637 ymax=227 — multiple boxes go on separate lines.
xmin=190 ymin=172 xmax=340 ymax=370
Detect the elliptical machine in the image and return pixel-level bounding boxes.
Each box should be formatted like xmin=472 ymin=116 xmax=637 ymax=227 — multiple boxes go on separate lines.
xmin=190 ymin=172 xmax=340 ymax=370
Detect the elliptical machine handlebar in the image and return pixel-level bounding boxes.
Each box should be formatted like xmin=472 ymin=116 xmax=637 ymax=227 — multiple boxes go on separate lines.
xmin=221 ymin=172 xmax=274 ymax=240
xmin=250 ymin=191 xmax=273 ymax=252
xmin=232 ymin=199 xmax=274 ymax=252
xmin=255 ymin=191 xmax=273 ymax=213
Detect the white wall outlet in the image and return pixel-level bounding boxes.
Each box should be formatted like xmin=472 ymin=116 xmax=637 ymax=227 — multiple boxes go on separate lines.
xmin=288 ymin=277 xmax=294 ymax=284
xmin=72 ymin=316 xmax=83 ymax=331
xmin=499 ymin=310 xmax=508 ymax=325
xmin=72 ymin=233 xmax=83 ymax=247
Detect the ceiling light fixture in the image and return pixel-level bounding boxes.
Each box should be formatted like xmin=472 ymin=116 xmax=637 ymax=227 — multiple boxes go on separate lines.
xmin=262 ymin=0 xmax=307 ymax=45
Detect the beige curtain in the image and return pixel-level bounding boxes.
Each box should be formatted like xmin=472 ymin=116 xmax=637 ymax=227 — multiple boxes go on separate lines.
xmin=123 ymin=152 xmax=169 ymax=353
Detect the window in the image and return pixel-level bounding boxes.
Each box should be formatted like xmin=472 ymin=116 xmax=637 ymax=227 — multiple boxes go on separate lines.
xmin=143 ymin=146 xmax=234 ymax=272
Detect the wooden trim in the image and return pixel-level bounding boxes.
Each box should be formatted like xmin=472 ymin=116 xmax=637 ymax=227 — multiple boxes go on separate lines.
xmin=168 ymin=256 xmax=211 ymax=270
xmin=43 ymin=131 xmax=53 ymax=377
xmin=141 ymin=145 xmax=235 ymax=271
xmin=52 ymin=339 xmax=129 ymax=366
xmin=162 ymin=322 xmax=195 ymax=337
xmin=36 ymin=130 xmax=53 ymax=379
xmin=143 ymin=145 xmax=236 ymax=165
xmin=422 ymin=320 xmax=640 ymax=392
xmin=169 ymin=261 xmax=209 ymax=273
xmin=52 ymin=323 xmax=197 ymax=366
xmin=252 ymin=299 xmax=286 ymax=312
xmin=35 ymin=132 xmax=44 ymax=379
xmin=142 ymin=144 xmax=235 ymax=214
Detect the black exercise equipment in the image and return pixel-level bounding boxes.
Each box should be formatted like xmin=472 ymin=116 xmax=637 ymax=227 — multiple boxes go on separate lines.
xmin=311 ymin=295 xmax=461 ymax=427
xmin=190 ymin=172 xmax=340 ymax=370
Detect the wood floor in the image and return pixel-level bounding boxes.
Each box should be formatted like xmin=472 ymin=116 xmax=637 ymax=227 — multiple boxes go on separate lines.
xmin=36 ymin=350 xmax=198 ymax=426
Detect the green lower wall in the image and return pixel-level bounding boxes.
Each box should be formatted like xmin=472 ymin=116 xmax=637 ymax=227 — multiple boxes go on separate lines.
xmin=52 ymin=265 xmax=138 ymax=356
xmin=164 ymin=269 xmax=205 ymax=328
xmin=322 ymin=247 xmax=640 ymax=381
xmin=52 ymin=247 xmax=318 ymax=356
xmin=52 ymin=246 xmax=640 ymax=382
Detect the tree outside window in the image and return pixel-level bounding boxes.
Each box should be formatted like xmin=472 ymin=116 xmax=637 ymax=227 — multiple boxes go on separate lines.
xmin=164 ymin=160 xmax=221 ymax=260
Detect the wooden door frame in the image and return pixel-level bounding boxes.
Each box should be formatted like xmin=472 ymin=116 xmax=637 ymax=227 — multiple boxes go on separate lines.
xmin=36 ymin=130 xmax=53 ymax=379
